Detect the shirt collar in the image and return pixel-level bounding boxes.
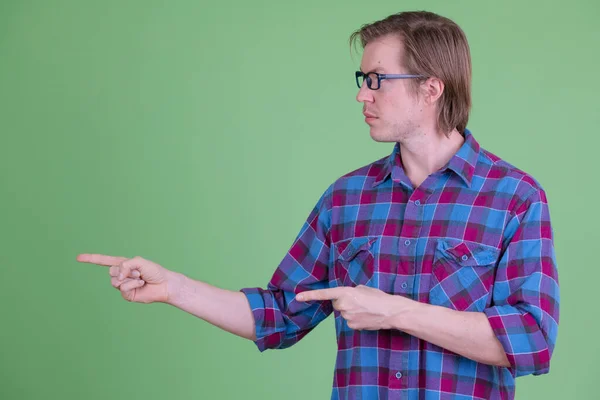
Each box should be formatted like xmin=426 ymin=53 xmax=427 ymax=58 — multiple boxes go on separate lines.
xmin=372 ymin=128 xmax=480 ymax=188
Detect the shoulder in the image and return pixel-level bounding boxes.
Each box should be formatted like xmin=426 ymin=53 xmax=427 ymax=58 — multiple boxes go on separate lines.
xmin=333 ymin=154 xmax=389 ymax=190
xmin=316 ymin=152 xmax=390 ymax=209
xmin=477 ymin=147 xmax=548 ymax=210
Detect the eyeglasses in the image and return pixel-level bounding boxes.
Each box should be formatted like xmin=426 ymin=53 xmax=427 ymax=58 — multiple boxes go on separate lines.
xmin=355 ymin=71 xmax=425 ymax=90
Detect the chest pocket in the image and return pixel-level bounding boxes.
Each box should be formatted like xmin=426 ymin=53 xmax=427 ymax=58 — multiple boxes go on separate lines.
xmin=333 ymin=236 xmax=378 ymax=288
xmin=429 ymin=239 xmax=500 ymax=312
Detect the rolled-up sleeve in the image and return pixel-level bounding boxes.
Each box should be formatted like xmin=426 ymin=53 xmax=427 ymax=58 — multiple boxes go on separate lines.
xmin=240 ymin=185 xmax=334 ymax=351
xmin=484 ymin=188 xmax=560 ymax=377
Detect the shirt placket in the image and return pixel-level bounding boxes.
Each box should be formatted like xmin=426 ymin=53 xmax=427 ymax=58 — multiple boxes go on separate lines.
xmin=393 ymin=174 xmax=436 ymax=397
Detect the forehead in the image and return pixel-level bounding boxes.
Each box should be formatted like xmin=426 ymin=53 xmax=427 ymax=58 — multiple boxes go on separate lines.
xmin=360 ymin=34 xmax=404 ymax=72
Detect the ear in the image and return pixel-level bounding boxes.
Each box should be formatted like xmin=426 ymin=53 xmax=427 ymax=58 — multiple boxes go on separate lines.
xmin=421 ymin=77 xmax=445 ymax=105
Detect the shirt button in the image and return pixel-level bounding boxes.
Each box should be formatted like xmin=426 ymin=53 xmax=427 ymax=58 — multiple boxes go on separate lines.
xmin=404 ymin=239 xmax=411 ymax=246
xmin=401 ymin=282 xmax=408 ymax=289
xmin=415 ymin=200 xmax=421 ymax=206
xmin=396 ymin=371 xmax=403 ymax=379
xmin=461 ymin=255 xmax=469 ymax=261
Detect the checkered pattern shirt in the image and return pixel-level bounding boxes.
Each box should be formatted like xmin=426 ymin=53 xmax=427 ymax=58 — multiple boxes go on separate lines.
xmin=240 ymin=129 xmax=560 ymax=400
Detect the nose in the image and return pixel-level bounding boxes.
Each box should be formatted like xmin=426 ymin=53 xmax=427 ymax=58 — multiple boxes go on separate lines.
xmin=356 ymin=82 xmax=374 ymax=103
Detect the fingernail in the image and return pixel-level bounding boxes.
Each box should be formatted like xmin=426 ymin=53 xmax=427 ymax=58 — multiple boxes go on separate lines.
xmin=118 ymin=274 xmax=124 ymax=280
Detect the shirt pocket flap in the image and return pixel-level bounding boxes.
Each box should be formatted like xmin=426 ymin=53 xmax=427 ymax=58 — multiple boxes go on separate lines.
xmin=435 ymin=239 xmax=500 ymax=267
xmin=336 ymin=237 xmax=378 ymax=262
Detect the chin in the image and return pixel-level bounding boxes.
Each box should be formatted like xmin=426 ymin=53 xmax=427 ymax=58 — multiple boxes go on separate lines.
xmin=368 ymin=127 xmax=395 ymax=143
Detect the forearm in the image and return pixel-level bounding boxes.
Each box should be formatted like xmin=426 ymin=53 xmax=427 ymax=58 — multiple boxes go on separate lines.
xmin=391 ymin=298 xmax=510 ymax=367
xmin=166 ymin=272 xmax=256 ymax=341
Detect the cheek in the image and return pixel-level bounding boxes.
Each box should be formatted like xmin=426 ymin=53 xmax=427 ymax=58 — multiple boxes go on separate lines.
xmin=382 ymin=97 xmax=409 ymax=121
xmin=380 ymin=88 xmax=409 ymax=109
xmin=376 ymin=93 xmax=399 ymax=115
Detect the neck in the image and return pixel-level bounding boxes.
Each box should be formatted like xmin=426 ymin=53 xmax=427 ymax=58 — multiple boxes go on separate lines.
xmin=398 ymin=127 xmax=465 ymax=188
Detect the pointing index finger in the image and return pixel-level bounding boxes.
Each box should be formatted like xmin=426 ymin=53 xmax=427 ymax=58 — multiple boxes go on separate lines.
xmin=77 ymin=254 xmax=128 ymax=267
xmin=296 ymin=287 xmax=345 ymax=302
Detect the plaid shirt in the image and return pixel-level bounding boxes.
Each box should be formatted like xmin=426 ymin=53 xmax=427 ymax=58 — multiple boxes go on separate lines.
xmin=240 ymin=129 xmax=560 ymax=400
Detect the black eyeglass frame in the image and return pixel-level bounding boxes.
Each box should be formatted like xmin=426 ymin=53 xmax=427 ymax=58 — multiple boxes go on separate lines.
xmin=355 ymin=71 xmax=425 ymax=90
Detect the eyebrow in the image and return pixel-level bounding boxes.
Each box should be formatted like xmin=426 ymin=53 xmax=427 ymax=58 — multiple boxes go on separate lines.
xmin=360 ymin=67 xmax=385 ymax=73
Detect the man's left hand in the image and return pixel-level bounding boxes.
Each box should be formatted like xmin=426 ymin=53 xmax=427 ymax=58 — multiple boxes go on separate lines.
xmin=296 ymin=285 xmax=405 ymax=330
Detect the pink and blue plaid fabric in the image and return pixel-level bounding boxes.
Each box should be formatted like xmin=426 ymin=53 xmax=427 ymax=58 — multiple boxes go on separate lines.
xmin=241 ymin=129 xmax=559 ymax=400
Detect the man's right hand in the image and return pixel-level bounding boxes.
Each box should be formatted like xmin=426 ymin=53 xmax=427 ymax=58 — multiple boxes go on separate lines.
xmin=77 ymin=253 xmax=256 ymax=340
xmin=77 ymin=254 xmax=181 ymax=304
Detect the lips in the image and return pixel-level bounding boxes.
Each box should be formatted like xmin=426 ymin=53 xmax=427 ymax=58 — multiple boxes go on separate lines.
xmin=363 ymin=112 xmax=377 ymax=118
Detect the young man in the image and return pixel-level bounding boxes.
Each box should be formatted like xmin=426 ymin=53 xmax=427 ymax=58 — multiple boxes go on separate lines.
xmin=78 ymin=11 xmax=559 ymax=400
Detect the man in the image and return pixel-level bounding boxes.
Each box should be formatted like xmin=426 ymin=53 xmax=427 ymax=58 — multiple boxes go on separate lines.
xmin=78 ymin=10 xmax=559 ymax=400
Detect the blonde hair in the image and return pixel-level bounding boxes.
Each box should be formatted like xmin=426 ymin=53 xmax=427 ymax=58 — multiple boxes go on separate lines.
xmin=350 ymin=11 xmax=472 ymax=135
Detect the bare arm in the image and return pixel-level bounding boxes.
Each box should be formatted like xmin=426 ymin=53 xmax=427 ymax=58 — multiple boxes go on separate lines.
xmin=166 ymin=273 xmax=256 ymax=341
xmin=77 ymin=254 xmax=257 ymax=341
xmin=391 ymin=298 xmax=510 ymax=367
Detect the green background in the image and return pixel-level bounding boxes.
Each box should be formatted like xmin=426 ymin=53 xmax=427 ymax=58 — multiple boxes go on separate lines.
xmin=1 ymin=0 xmax=597 ymax=399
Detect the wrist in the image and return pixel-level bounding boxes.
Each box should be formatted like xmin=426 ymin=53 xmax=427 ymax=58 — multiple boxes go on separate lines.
xmin=165 ymin=271 xmax=188 ymax=306
xmin=386 ymin=294 xmax=421 ymax=331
